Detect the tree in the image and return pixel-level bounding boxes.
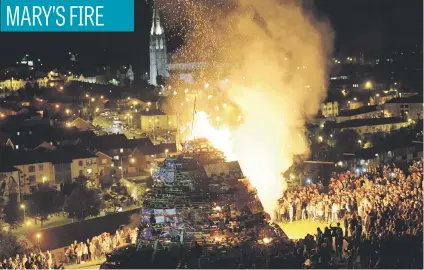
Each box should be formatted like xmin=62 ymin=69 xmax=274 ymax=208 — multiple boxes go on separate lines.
xmin=334 ymin=129 xmax=361 ymax=154
xmin=63 ymin=185 xmax=103 ymax=221
xmin=3 ymin=201 xmax=23 ymax=227
xmin=156 ymin=75 xmax=165 ymax=86
xmin=0 ymin=231 xmax=24 ymax=259
xmin=28 ymin=185 xmax=63 ymax=226
xmin=24 ymin=83 xmax=35 ymax=100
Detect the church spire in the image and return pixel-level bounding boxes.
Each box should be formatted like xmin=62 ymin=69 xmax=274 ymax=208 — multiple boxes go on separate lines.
xmin=149 ymin=0 xmax=169 ymax=86
xmin=150 ymin=0 xmax=164 ymax=36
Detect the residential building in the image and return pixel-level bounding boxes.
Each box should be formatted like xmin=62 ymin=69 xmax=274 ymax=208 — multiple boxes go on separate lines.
xmin=320 ymin=101 xmax=339 ymax=117
xmin=96 ymin=151 xmax=113 ymax=177
xmin=13 ymin=152 xmax=56 ymax=194
xmin=383 ymin=95 xmax=423 ymax=120
xmin=0 ymin=78 xmax=26 ymax=90
xmin=66 ymin=117 xmax=95 ymax=131
xmin=71 ymin=152 xmax=99 ymax=180
xmin=140 ymin=113 xmax=178 ymax=132
xmin=336 ymin=105 xmax=382 ymax=123
xmin=335 ymin=117 xmax=410 ymax=135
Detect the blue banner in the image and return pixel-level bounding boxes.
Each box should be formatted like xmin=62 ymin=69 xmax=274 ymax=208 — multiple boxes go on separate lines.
xmin=1 ymin=0 xmax=134 ymax=32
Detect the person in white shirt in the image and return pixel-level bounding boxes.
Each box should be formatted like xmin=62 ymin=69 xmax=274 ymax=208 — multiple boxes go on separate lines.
xmin=288 ymin=202 xmax=294 ymax=223
xmin=46 ymin=250 xmax=53 ymax=269
xmin=332 ymin=202 xmax=339 ymax=222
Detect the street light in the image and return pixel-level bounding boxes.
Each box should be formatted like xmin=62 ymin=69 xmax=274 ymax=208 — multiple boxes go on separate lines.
xmin=25 ymin=221 xmax=31 ymax=233
xmin=20 ymin=204 xmax=26 ymax=221
xmin=165 ymin=149 xmax=169 ymax=157
xmin=36 ymin=233 xmax=41 ymax=246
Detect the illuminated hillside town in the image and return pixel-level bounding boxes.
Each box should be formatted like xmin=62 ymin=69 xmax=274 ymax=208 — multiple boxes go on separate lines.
xmin=0 ymin=0 xmax=422 ymax=269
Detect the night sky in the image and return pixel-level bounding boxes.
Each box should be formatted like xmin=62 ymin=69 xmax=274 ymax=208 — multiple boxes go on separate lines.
xmin=0 ymin=0 xmax=422 ymax=72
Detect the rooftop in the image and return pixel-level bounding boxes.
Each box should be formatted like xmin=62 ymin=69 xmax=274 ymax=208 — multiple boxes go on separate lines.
xmin=336 ymin=117 xmax=408 ymax=128
xmin=338 ymin=105 xmax=379 ymax=117
xmin=13 ymin=146 xmax=97 ymax=166
xmin=385 ymin=94 xmax=423 ymax=104
xmin=86 ymin=134 xmax=154 ymax=151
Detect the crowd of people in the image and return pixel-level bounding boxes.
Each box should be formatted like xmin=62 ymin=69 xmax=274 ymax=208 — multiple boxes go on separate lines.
xmin=64 ymin=226 xmax=139 ymax=265
xmin=0 ymin=226 xmax=139 ymax=269
xmin=278 ymin=159 xmax=423 ymax=268
xmin=0 ymin=251 xmax=57 ymax=270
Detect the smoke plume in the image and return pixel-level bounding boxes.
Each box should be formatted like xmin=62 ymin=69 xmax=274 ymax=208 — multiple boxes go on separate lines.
xmin=161 ymin=0 xmax=333 ymax=216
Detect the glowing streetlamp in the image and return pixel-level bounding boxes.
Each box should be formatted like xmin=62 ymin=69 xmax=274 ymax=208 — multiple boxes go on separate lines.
xmin=165 ymin=149 xmax=169 ymax=157
xmin=204 ymin=83 xmax=209 ymax=89
xmin=25 ymin=221 xmax=31 ymax=233
xmin=20 ymin=204 xmax=26 ymax=221
xmin=365 ymin=81 xmax=372 ymax=89
xmin=130 ymin=158 xmax=136 ymax=164
xmin=36 ymin=233 xmax=41 ymax=246
xmin=91 ymin=98 xmax=95 ymax=102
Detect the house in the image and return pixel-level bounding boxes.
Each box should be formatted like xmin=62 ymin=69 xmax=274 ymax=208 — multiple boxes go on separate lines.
xmin=383 ymin=94 xmax=423 ymax=120
xmin=320 ymin=101 xmax=339 ymax=118
xmin=0 ymin=78 xmax=26 ymax=90
xmin=335 ymin=117 xmax=411 ymax=135
xmin=68 ymin=150 xmax=99 ymax=179
xmin=131 ymin=143 xmax=178 ymax=172
xmin=336 ymin=105 xmax=382 ymax=123
xmin=13 ymin=150 xmax=56 ymax=194
xmin=66 ymin=117 xmax=95 ymax=131
xmin=5 ymin=146 xmax=100 ymax=195
xmin=140 ymin=111 xmax=178 ymax=132
xmin=96 ymin=151 xmax=113 ymax=177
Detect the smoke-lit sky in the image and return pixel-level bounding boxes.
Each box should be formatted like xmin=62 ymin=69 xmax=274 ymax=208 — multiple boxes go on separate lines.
xmin=0 ymin=0 xmax=422 ymax=71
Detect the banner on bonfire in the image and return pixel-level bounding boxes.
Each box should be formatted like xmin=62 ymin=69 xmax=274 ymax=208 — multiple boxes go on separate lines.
xmin=140 ymin=208 xmax=179 ymax=224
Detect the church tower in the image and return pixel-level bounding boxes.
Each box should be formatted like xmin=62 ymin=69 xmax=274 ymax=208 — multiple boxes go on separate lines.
xmin=149 ymin=1 xmax=168 ymax=86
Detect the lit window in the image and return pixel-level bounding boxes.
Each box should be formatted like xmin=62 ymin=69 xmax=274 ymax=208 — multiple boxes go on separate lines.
xmin=114 ymin=155 xmax=120 ymax=160
xmin=102 ymin=158 xmax=108 ymax=165
xmin=86 ymin=168 xmax=93 ymax=175
xmin=86 ymin=159 xmax=93 ymax=166
xmin=120 ymin=148 xmax=124 ymax=153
